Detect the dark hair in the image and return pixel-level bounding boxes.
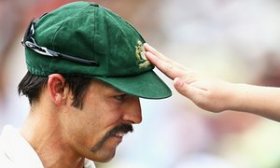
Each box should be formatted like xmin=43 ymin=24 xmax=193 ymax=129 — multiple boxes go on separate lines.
xmin=18 ymin=71 xmax=92 ymax=109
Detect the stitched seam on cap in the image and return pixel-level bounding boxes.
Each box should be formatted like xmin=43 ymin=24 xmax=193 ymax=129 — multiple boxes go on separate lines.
xmin=51 ymin=4 xmax=91 ymax=50
xmin=48 ymin=4 xmax=91 ymax=71
xmin=106 ymin=10 xmax=111 ymax=76
xmin=92 ymin=5 xmax=96 ymax=65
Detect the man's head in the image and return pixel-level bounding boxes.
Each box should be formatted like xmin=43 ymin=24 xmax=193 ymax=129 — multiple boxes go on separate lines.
xmin=19 ymin=1 xmax=171 ymax=162
xmin=21 ymin=1 xmax=171 ymax=99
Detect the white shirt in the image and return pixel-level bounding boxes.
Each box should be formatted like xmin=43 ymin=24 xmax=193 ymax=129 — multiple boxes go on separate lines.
xmin=0 ymin=125 xmax=95 ymax=168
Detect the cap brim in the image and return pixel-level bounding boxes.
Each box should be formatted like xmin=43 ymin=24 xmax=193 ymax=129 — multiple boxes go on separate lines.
xmin=95 ymin=70 xmax=172 ymax=99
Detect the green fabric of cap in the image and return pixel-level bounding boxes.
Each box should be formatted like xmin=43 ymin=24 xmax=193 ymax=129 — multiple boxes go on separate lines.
xmin=24 ymin=1 xmax=171 ymax=99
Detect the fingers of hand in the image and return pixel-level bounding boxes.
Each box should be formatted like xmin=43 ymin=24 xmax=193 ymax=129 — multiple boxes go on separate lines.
xmin=144 ymin=43 xmax=187 ymax=70
xmin=144 ymin=43 xmax=169 ymax=61
xmin=144 ymin=44 xmax=174 ymax=71
xmin=146 ymin=51 xmax=185 ymax=79
xmin=144 ymin=44 xmax=188 ymax=79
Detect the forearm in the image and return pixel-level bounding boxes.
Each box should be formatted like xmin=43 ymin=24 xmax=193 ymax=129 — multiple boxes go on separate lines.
xmin=228 ymin=83 xmax=280 ymax=121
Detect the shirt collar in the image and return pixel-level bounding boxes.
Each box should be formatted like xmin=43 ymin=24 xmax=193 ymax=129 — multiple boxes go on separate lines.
xmin=0 ymin=125 xmax=96 ymax=168
xmin=0 ymin=125 xmax=44 ymax=167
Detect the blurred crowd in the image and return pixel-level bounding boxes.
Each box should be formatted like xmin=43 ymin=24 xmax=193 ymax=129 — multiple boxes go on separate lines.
xmin=1 ymin=0 xmax=280 ymax=168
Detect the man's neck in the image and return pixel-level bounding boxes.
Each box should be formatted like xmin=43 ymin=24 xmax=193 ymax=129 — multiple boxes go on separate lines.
xmin=20 ymin=108 xmax=85 ymax=168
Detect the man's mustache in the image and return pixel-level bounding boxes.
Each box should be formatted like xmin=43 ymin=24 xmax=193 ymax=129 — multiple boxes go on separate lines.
xmin=91 ymin=124 xmax=133 ymax=152
xmin=107 ymin=124 xmax=133 ymax=137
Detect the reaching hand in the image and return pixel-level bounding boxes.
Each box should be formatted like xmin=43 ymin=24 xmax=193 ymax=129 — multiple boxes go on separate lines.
xmin=144 ymin=43 xmax=233 ymax=112
xmin=144 ymin=43 xmax=280 ymax=121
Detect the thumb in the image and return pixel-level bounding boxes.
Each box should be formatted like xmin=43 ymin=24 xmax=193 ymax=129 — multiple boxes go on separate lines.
xmin=174 ymin=77 xmax=203 ymax=102
xmin=174 ymin=77 xmax=191 ymax=98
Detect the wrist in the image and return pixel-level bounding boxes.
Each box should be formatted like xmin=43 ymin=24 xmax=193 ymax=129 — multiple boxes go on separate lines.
xmin=222 ymin=82 xmax=242 ymax=111
xmin=226 ymin=83 xmax=250 ymax=112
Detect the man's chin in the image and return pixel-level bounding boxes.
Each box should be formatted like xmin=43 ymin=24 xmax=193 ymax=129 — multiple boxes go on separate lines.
xmin=89 ymin=135 xmax=123 ymax=162
xmin=90 ymin=150 xmax=116 ymax=162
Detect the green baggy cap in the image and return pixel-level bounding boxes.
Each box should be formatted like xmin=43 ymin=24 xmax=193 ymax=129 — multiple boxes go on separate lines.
xmin=22 ymin=1 xmax=171 ymax=99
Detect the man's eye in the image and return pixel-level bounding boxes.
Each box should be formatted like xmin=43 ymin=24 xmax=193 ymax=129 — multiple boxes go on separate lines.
xmin=114 ymin=94 xmax=127 ymax=101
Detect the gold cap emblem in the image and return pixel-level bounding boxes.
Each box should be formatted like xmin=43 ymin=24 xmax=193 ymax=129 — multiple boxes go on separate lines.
xmin=135 ymin=41 xmax=151 ymax=69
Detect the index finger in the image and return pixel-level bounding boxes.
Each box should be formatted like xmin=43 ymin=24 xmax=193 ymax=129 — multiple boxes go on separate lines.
xmin=144 ymin=43 xmax=187 ymax=79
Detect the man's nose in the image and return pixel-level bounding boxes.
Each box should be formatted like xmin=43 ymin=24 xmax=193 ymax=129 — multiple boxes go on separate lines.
xmin=122 ymin=97 xmax=142 ymax=124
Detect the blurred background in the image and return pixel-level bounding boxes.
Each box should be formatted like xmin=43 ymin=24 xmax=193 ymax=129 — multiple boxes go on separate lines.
xmin=1 ymin=0 xmax=280 ymax=168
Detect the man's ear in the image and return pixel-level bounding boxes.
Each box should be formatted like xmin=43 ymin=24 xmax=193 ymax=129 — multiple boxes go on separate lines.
xmin=47 ymin=74 xmax=68 ymax=106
